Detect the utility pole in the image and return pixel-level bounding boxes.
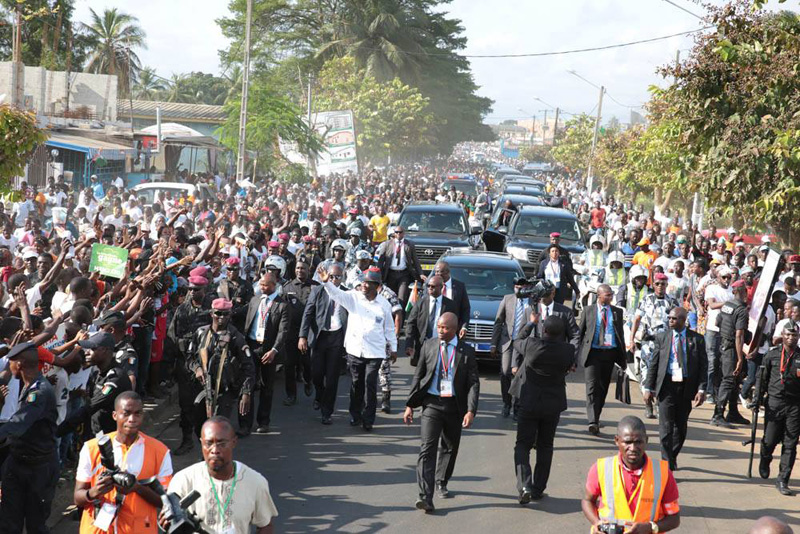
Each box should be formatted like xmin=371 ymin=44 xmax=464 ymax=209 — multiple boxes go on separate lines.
xmin=11 ymin=6 xmax=23 ymax=107
xmin=306 ymin=74 xmax=315 ymax=174
xmin=586 ymin=85 xmax=605 ymax=194
xmin=553 ymin=107 xmax=560 ymax=146
xmin=235 ymin=0 xmax=253 ymax=181
xmin=530 ymin=115 xmax=536 ymax=145
xmin=65 ymin=22 xmax=72 ymax=113
xmin=539 ymin=109 xmax=549 ymax=145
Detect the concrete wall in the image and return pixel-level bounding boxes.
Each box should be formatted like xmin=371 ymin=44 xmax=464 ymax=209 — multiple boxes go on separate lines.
xmin=0 ymin=62 xmax=117 ymax=121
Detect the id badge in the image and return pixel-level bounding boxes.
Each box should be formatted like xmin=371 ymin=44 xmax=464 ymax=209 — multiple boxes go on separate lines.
xmin=671 ymin=364 xmax=684 ymax=382
xmin=604 ymin=332 xmax=614 ymax=346
xmin=92 ymin=502 xmax=117 ymax=531
xmin=217 ymin=528 xmax=236 ymax=534
xmin=440 ymin=379 xmax=454 ymax=397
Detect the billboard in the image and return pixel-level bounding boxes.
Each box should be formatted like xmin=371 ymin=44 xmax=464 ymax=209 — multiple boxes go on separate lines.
xmin=279 ymin=110 xmax=359 ymax=176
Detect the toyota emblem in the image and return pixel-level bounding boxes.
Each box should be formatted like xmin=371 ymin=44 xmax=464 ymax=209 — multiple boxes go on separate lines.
xmin=473 ymin=310 xmax=480 ymax=318
xmin=424 ymin=249 xmax=434 ymax=256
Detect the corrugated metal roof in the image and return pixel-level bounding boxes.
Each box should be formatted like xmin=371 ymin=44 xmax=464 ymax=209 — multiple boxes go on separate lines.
xmin=117 ymin=100 xmax=226 ymax=122
xmin=47 ymin=132 xmax=133 ymax=151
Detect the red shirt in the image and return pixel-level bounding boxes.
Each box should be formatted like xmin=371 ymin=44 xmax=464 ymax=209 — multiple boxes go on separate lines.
xmin=585 ymin=454 xmax=680 ymax=516
xmin=37 ymin=346 xmax=55 ymax=372
xmin=590 ymin=208 xmax=607 ymax=229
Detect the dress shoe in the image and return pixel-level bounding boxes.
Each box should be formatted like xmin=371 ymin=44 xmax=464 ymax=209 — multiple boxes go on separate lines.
xmin=530 ymin=490 xmax=544 ymax=501
xmin=362 ymin=421 xmax=373 ymax=431
xmin=436 ymin=483 xmax=450 ymax=499
xmin=283 ymin=396 xmax=298 ymax=406
xmin=502 ymin=404 xmax=511 ymax=418
xmin=313 ymin=400 xmax=321 ymax=411
xmin=725 ymin=413 xmax=750 ymax=426
xmin=759 ymin=457 xmax=771 ymax=480
xmin=710 ymin=415 xmax=734 ymax=429
xmin=254 ymin=425 xmax=270 ymax=434
xmin=350 ymin=417 xmax=362 ymax=426
xmin=519 ymin=489 xmax=532 ymax=505
xmin=415 ymin=498 xmax=435 ymax=513
xmin=304 ymin=383 xmax=313 ymax=397
xmin=381 ymin=393 xmax=391 ymax=414
xmin=588 ymin=423 xmax=600 ymax=436
xmin=236 ymin=428 xmax=251 ymax=438
xmin=706 ymin=394 xmax=716 ymax=405
xmin=777 ymin=480 xmax=794 ymax=496
xmin=644 ymin=401 xmax=656 ymax=420
xmin=321 ymin=416 xmax=332 ymax=425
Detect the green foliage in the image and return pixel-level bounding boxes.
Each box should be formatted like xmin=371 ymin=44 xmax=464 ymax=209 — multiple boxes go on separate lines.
xmin=0 ymin=105 xmax=47 ymax=188
xmin=551 ymin=114 xmax=595 ymax=173
xmin=132 ymin=67 xmax=165 ymax=100
xmin=82 ymin=7 xmax=146 ymax=97
xmin=275 ymin=162 xmax=309 ymax=184
xmin=519 ymin=144 xmax=554 ymax=164
xmin=314 ymin=56 xmax=435 ymax=163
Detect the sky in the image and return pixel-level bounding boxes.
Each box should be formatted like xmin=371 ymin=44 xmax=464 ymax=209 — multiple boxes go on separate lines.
xmin=73 ymin=0 xmax=732 ymax=124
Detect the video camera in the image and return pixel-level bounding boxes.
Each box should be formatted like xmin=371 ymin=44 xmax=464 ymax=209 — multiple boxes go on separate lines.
xmin=140 ymin=477 xmax=209 ymax=534
xmin=97 ymin=434 xmax=137 ymax=491
xmin=516 ymin=277 xmax=555 ymax=305
xmin=596 ymin=524 xmax=626 ymax=534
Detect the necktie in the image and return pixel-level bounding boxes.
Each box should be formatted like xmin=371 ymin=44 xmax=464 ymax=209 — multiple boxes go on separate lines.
xmin=674 ymin=332 xmax=685 ymax=370
xmin=427 ymin=298 xmax=438 ymax=338
xmin=443 ymin=284 xmax=448 ymax=297
xmin=601 ymin=306 xmax=609 ymax=345
xmin=513 ymin=299 xmax=524 ymax=339
xmin=395 ymin=240 xmax=402 ymax=266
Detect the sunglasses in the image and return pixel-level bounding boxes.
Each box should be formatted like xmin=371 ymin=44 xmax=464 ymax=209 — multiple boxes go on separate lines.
xmin=427 ymin=284 xmax=442 ymax=289
xmin=720 ymin=275 xmax=732 ymax=280
xmin=654 ymin=282 xmax=667 ymax=286
xmin=213 ymin=311 xmax=231 ymax=317
xmin=329 ymin=274 xmax=343 ymax=280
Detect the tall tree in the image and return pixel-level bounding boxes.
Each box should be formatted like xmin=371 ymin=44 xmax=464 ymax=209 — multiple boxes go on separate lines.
xmin=133 ymin=67 xmax=165 ymax=100
xmin=82 ymin=7 xmax=146 ymax=97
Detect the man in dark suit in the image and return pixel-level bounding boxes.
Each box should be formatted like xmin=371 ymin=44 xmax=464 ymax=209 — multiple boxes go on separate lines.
xmin=299 ymin=263 xmax=349 ymax=424
xmin=492 ymin=278 xmax=534 ymax=418
xmin=435 ymin=261 xmax=471 ymax=337
xmin=516 ymin=280 xmax=580 ymax=352
xmin=406 ymin=275 xmax=457 ymax=366
xmin=511 ymin=316 xmax=575 ymax=503
xmin=282 ymin=260 xmax=319 ymax=404
xmin=577 ymin=284 xmax=626 ymax=435
xmin=240 ymin=272 xmax=291 ymax=435
xmin=377 ymin=226 xmax=423 ymax=308
xmin=643 ymin=307 xmax=707 ymax=470
xmin=538 ymin=244 xmax=579 ymax=305
xmin=404 ymin=312 xmax=480 ymax=513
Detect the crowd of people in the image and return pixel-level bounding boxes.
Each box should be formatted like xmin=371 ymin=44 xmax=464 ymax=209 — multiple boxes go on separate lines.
xmin=0 ymin=153 xmax=796 ymax=533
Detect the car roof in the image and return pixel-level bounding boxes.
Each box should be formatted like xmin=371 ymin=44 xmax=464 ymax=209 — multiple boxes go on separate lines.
xmin=439 ymin=250 xmax=524 ymax=268
xmin=403 ymin=201 xmax=465 ymax=212
xmin=497 ymin=194 xmax=543 ymax=206
xmin=517 ymin=205 xmax=578 ymax=219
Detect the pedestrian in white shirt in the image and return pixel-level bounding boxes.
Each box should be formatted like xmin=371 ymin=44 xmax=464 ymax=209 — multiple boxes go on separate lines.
xmin=317 ymin=265 xmax=396 ymax=431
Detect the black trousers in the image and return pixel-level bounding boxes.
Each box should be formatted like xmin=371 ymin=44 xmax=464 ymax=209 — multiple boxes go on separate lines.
xmin=192 ymin=391 xmax=237 ymax=437
xmin=715 ymin=348 xmax=743 ymax=418
xmin=240 ymin=339 xmax=277 ymax=429
xmin=176 ymin=356 xmax=200 ymax=435
xmin=761 ymin=403 xmax=800 ymax=483
xmin=417 ymin=395 xmax=462 ymax=501
xmin=311 ymin=330 xmax=345 ymax=418
xmin=285 ymin=336 xmax=310 ymax=398
xmin=514 ymin=410 xmax=560 ymax=494
xmin=386 ymin=269 xmax=413 ymax=308
xmin=585 ymin=348 xmax=618 ymax=425
xmin=349 ymin=355 xmax=382 ymax=426
xmin=657 ymin=376 xmax=694 ymax=464
xmin=0 ymin=452 xmax=59 ymax=534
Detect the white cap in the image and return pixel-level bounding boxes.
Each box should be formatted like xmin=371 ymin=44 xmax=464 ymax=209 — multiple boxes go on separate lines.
xmin=761 ymin=235 xmax=771 ymax=244
xmin=717 ymin=266 xmax=732 ymax=277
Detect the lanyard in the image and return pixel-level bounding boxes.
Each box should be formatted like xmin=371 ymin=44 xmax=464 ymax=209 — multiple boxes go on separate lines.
xmin=439 ymin=342 xmax=456 ymax=378
xmin=600 ymin=307 xmax=609 ymax=334
xmin=209 ymin=463 xmax=237 ymax=525
xmin=619 ymin=460 xmax=646 ymax=514
xmin=780 ymin=346 xmax=793 ymax=384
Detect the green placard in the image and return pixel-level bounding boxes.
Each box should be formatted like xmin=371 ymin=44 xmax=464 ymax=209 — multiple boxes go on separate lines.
xmin=89 ymin=244 xmax=129 ymax=279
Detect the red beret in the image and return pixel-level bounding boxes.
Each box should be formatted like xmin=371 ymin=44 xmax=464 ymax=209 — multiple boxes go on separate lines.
xmin=348 ymin=208 xmax=358 ymax=214
xmin=188 ymin=275 xmax=208 ymax=287
xmin=550 ymin=232 xmax=561 ymax=238
xmin=302 ymin=236 xmax=313 ymax=243
xmin=225 ymin=257 xmax=241 ymax=266
xmin=654 ymin=273 xmax=669 ymax=281
xmin=790 ymin=255 xmax=800 ymax=263
xmin=278 ymin=233 xmax=290 ymax=241
xmin=268 ymin=240 xmax=279 ymax=248
xmin=189 ymin=266 xmax=208 ymax=277
xmin=212 ymin=298 xmax=233 ymax=310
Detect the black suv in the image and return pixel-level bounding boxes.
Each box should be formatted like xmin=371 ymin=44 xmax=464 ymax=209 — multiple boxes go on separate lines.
xmin=396 ymin=201 xmax=482 ymax=271
xmin=429 ymin=250 xmax=525 ymax=362
xmin=483 ymin=205 xmax=585 ymax=277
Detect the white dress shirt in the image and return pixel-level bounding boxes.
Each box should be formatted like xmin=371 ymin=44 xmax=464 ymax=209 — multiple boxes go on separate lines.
xmin=323 ymin=282 xmax=397 ymax=359
xmin=443 ymin=279 xmax=452 ymax=298
xmin=390 ymin=239 xmax=408 ymax=271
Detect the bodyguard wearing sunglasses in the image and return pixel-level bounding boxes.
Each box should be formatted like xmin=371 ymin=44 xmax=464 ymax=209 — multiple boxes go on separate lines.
xmin=406 ymin=275 xmax=457 ymax=367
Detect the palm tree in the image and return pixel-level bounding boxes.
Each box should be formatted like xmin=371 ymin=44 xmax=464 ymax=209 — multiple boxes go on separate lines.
xmin=82 ymin=7 xmax=146 ymax=97
xmin=133 ymin=67 xmax=165 ymax=100
xmin=163 ymin=73 xmax=194 ymax=103
xmin=316 ymin=0 xmax=427 ymax=82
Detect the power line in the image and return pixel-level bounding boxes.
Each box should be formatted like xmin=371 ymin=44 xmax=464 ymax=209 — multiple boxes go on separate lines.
xmin=660 ymin=0 xmax=705 ymax=20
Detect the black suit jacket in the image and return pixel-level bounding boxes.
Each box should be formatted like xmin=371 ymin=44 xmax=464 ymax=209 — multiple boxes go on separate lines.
xmin=644 ymin=329 xmax=707 ymax=399
xmin=299 ymin=284 xmax=349 ymax=349
xmin=243 ymin=294 xmax=290 ymax=354
xmin=406 ymin=337 xmax=480 ymax=417
xmin=577 ymin=303 xmax=626 ymax=367
xmin=510 ymin=337 xmax=575 ymax=416
xmin=405 ymin=295 xmax=457 ymax=365
xmin=447 ymin=278 xmax=471 ymax=329
xmin=519 ymin=301 xmax=580 ymax=349
xmin=537 ymin=256 xmax=578 ymax=302
xmin=378 ymin=238 xmax=423 ymax=281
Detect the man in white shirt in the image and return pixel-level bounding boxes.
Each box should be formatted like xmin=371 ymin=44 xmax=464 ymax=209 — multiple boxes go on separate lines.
xmin=703 ymin=266 xmax=734 ymax=403
xmin=317 ymin=265 xmax=396 ymax=431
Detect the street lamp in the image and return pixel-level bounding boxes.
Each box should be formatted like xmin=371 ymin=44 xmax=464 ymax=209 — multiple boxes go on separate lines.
xmin=518 ymin=107 xmax=536 ymax=145
xmin=566 ymin=70 xmax=604 ymax=192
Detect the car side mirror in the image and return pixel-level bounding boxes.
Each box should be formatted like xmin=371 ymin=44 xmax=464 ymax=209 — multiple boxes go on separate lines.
xmin=470 ymin=225 xmax=482 ymax=236
xmin=498 ymin=226 xmax=508 ymax=235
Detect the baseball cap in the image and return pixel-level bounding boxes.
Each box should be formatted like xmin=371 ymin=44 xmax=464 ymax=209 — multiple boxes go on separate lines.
xmin=356 ymin=250 xmax=371 ymax=260
xmin=96 ymin=311 xmax=125 ymax=327
xmin=349 ymin=227 xmax=362 ymax=237
xmin=637 ymin=237 xmax=651 ymax=246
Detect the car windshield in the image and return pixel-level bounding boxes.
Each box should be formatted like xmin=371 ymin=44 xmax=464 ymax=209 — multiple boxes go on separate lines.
xmin=513 ymin=216 xmax=582 ymax=240
xmin=449 ymin=266 xmax=522 ymax=298
xmin=442 ymin=181 xmax=478 ymax=195
xmin=399 ymin=211 xmax=466 ymax=234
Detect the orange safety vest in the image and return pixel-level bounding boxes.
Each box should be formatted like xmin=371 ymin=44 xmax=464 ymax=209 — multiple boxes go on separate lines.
xmin=79 ymin=432 xmax=170 ymax=534
xmin=596 ymin=455 xmax=668 ymax=526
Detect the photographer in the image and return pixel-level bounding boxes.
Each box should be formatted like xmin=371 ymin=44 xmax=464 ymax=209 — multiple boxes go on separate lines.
xmin=582 ymin=416 xmax=680 ymax=534
xmin=74 ymin=391 xmax=172 ymax=534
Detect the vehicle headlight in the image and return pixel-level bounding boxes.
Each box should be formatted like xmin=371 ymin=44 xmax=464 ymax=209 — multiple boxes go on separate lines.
xmin=507 ymin=246 xmax=529 ymax=262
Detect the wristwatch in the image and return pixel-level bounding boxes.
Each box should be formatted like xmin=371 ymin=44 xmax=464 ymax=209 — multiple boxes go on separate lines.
xmin=650 ymin=521 xmax=659 ymax=533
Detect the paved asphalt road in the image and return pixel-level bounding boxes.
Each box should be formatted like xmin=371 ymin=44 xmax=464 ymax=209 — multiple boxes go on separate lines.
xmin=55 ymin=357 xmax=800 ymax=533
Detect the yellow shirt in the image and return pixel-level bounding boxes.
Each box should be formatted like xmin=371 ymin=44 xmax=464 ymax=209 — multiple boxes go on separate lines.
xmin=370 ymin=214 xmax=391 ymax=243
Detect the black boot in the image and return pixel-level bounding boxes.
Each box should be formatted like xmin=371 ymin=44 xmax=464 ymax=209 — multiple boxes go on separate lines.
xmin=381 ymin=392 xmax=391 ymax=414
xmin=173 ymin=431 xmax=194 ymax=456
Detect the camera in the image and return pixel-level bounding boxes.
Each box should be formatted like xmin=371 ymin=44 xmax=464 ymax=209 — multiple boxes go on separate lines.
xmin=141 ymin=477 xmax=209 ymax=534
xmin=97 ymin=434 xmax=137 ymax=491
xmin=516 ymin=278 xmax=555 ymax=305
xmin=597 ymin=523 xmax=626 ymax=534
